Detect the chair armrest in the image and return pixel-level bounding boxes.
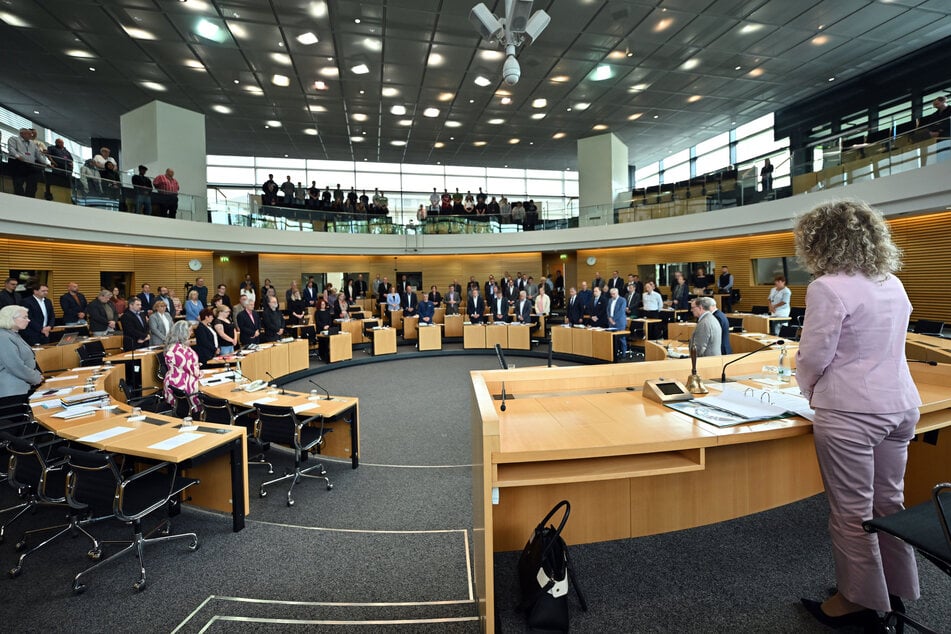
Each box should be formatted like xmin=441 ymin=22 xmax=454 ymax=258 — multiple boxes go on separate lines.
xmin=934 ymin=482 xmax=951 ymax=550
xmin=121 ymin=460 xmax=174 ymax=484
xmin=233 ymin=407 xmax=256 ymax=419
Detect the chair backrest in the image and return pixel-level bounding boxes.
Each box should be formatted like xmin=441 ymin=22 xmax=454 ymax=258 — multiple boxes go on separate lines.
xmin=0 ymin=394 xmax=35 ymax=437
xmin=2 ymin=431 xmax=65 ymax=501
xmin=751 ymin=305 xmax=769 ymax=315
xmin=789 ymin=307 xmax=806 ymax=323
xmin=60 ymin=446 xmax=119 ymax=515
xmin=728 ymin=317 xmax=744 ymax=331
xmin=155 ymin=352 xmax=168 ymax=381
xmin=254 ymin=404 xmax=300 ymax=446
xmin=778 ymin=324 xmax=801 ymax=341
xmin=198 ymin=393 xmax=234 ymax=424
xmin=169 ymin=386 xmax=196 ymax=418
xmin=78 ymin=340 xmax=106 ymax=365
xmin=914 ymin=319 xmax=945 ymax=335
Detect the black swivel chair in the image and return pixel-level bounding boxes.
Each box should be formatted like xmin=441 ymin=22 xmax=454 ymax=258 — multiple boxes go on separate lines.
xmin=777 ymin=324 xmax=801 ymax=341
xmin=728 ymin=317 xmax=745 ymax=333
xmin=913 ymin=320 xmax=945 ymax=336
xmin=253 ymin=404 xmax=333 ymax=507
xmin=168 ymin=386 xmax=200 ymax=419
xmin=118 ymin=378 xmax=169 ymax=414
xmin=863 ymin=483 xmax=951 ymax=633
xmin=60 ymin=446 xmax=200 ymax=593
xmin=197 ymin=393 xmax=273 ymax=474
xmin=77 ymin=340 xmax=106 ymax=367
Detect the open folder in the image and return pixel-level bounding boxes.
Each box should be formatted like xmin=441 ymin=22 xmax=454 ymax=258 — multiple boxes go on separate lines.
xmin=666 ymin=386 xmax=809 ymax=427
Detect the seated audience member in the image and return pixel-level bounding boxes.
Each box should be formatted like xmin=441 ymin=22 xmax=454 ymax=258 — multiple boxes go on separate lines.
xmin=467 ymin=288 xmax=486 ymax=324
xmin=418 ymin=295 xmax=435 ymax=325
xmin=213 ymin=304 xmax=238 ymax=355
xmin=87 ymin=289 xmax=118 ymax=334
xmin=586 ymin=287 xmax=606 ymax=327
xmin=261 ymin=296 xmax=285 ymax=342
xmin=235 ymin=296 xmax=261 ymax=346
xmin=193 ymin=308 xmax=219 ymax=364
xmin=149 ymin=299 xmax=174 ymax=346
xmin=514 ymin=290 xmax=533 ymax=325
xmin=59 ymin=281 xmax=88 ymax=324
xmin=565 ymin=287 xmax=585 ymax=325
xmin=119 ymin=297 xmax=150 ymax=351
xmin=490 ymin=289 xmax=509 ymax=323
xmin=427 ymin=285 xmax=442 ymax=306
xmin=444 ymin=285 xmax=460 ymax=315
xmin=163 ymin=320 xmax=202 ymax=412
xmin=20 ymin=283 xmax=55 ymax=346
xmin=313 ymin=297 xmax=336 ymax=334
xmin=534 ymin=285 xmax=551 ymax=317
xmin=689 ymin=297 xmax=722 ymax=357
xmin=184 ymin=289 xmax=203 ymax=323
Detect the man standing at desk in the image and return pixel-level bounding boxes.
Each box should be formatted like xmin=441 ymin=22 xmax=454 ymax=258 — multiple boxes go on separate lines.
xmin=1 ymin=277 xmax=21 ymax=309
xmin=587 ymin=286 xmax=606 ymax=327
xmin=402 ymin=286 xmax=418 ymax=318
xmin=467 ymin=288 xmax=486 ymax=324
xmin=490 ymin=288 xmax=509 ymax=323
xmin=768 ymin=275 xmax=791 ymax=334
xmin=59 ymin=281 xmax=88 ymax=324
xmin=689 ymin=297 xmax=721 ymax=357
xmin=514 ymin=290 xmax=533 ymax=325
xmin=607 ymin=287 xmax=628 ymax=357
xmin=236 ymin=295 xmax=260 ymax=346
xmin=119 ymin=297 xmax=150 ymax=351
xmin=565 ymin=287 xmax=585 ymax=325
xmin=418 ymin=294 xmax=435 ymax=326
xmin=20 ymin=283 xmax=54 ymax=346
xmin=444 ymin=285 xmax=460 ymax=315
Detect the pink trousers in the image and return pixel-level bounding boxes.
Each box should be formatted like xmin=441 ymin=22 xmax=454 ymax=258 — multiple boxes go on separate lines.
xmin=812 ymin=407 xmax=920 ymax=612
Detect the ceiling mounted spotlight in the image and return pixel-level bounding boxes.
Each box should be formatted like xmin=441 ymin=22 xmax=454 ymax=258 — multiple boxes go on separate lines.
xmin=468 ymin=0 xmax=550 ymax=87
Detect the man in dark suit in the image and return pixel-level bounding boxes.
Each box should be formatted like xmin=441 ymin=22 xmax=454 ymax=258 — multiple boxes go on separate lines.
xmin=402 ymin=286 xmax=418 ymax=317
xmin=354 ymin=274 xmax=368 ymax=298
xmin=513 ymin=290 xmax=533 ymax=325
xmin=467 ymin=288 xmax=486 ymax=324
xmin=577 ymin=281 xmax=593 ymax=311
xmin=606 ymin=288 xmax=629 ymax=356
xmin=502 ymin=280 xmax=518 ymax=307
xmin=261 ymin=296 xmax=285 ymax=342
xmin=119 ymin=297 xmax=150 ymax=351
xmin=302 ymin=277 xmax=320 ymax=307
xmin=713 ymin=306 xmax=733 ymax=355
xmin=59 ymin=281 xmax=88 ymax=324
xmin=236 ymin=296 xmax=260 ymax=346
xmin=418 ymin=295 xmax=435 ymax=325
xmin=592 ymin=272 xmax=604 ymax=291
xmin=608 ymin=270 xmax=625 ymax=293
xmin=565 ymin=287 xmax=586 ymax=325
xmin=586 ymin=287 xmax=606 ymax=327
xmin=490 ymin=289 xmax=509 ymax=323
xmin=0 ymin=277 xmax=20 ymax=308
xmin=137 ymin=283 xmax=155 ymax=314
xmin=483 ymin=275 xmax=497 ymax=299
xmin=20 ymin=283 xmax=55 ymax=346
xmin=444 ymin=285 xmax=460 ymax=315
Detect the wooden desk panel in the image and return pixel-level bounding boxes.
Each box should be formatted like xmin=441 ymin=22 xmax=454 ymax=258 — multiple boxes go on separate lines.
xmin=34 ymin=334 xmax=123 ymax=372
xmin=371 ymin=326 xmax=397 ymax=355
xmin=485 ymin=324 xmax=508 ymax=349
xmin=403 ymin=315 xmax=419 ymax=340
xmin=418 ymin=324 xmax=442 ymax=350
xmin=464 ymin=324 xmax=486 ymax=348
xmin=389 ymin=309 xmax=403 ymax=330
xmin=571 ymin=327 xmax=592 ymax=357
xmin=506 ymin=324 xmax=530 ymax=350
xmin=444 ymin=314 xmax=463 ymax=337
xmin=434 ymin=307 xmax=446 ymax=324
xmin=551 ymin=325 xmax=573 ymax=354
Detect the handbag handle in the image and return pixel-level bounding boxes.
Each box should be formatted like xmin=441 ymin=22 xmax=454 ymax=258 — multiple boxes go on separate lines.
xmin=536 ymin=499 xmax=570 ymax=537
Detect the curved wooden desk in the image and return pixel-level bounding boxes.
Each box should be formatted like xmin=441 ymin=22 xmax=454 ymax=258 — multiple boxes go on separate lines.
xmin=470 ymin=355 xmax=951 ymax=632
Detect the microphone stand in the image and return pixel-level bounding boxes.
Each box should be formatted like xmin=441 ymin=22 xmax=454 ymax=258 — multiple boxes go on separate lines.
xmin=308 ymin=379 xmax=332 ymax=400
xmin=720 ymin=339 xmax=785 ymax=383
xmin=500 ymin=382 xmax=507 ymax=411
xmin=264 ymin=370 xmax=285 ymax=394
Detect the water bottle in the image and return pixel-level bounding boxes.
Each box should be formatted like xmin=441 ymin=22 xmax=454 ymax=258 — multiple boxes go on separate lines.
xmin=777 ymin=345 xmax=791 ymax=383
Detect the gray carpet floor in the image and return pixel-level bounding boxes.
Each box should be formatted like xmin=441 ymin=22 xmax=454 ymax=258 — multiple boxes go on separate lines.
xmin=1 ymin=353 xmax=948 ymax=633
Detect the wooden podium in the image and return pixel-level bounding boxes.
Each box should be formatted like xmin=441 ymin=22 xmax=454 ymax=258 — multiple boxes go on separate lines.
xmin=418 ymin=324 xmax=442 ymax=350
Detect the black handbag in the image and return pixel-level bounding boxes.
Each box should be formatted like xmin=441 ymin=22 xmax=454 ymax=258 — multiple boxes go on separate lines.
xmin=517 ymin=500 xmax=588 ymax=632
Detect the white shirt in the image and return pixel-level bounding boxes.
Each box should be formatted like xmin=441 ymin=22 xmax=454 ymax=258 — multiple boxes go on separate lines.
xmin=8 ymin=136 xmax=47 ymax=164
xmin=769 ymin=287 xmax=791 ymax=317
xmin=642 ymin=291 xmax=663 ymax=311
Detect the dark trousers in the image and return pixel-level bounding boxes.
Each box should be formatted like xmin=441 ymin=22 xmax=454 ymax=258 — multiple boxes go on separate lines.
xmin=11 ymin=160 xmax=40 ymax=197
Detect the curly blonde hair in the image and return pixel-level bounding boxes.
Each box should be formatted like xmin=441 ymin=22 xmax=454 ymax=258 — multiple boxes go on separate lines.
xmin=793 ymin=199 xmax=901 ymax=278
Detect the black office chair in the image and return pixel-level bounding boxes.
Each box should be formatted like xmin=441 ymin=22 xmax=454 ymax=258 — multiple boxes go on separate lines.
xmin=913 ymin=320 xmax=945 ymax=336
xmin=3 ymin=431 xmax=109 ymax=578
xmin=728 ymin=317 xmax=745 ymax=333
xmin=751 ymin=305 xmax=770 ymax=315
xmin=789 ymin=307 xmax=806 ymax=325
xmin=197 ymin=393 xmax=272 ymax=474
xmin=253 ymin=404 xmax=333 ymax=507
xmin=863 ymin=483 xmax=951 ymax=633
xmin=77 ymin=340 xmax=106 ymax=367
xmin=777 ymin=324 xmax=801 ymax=341
xmin=118 ymin=378 xmax=168 ymax=414
xmin=168 ymin=386 xmax=200 ymax=419
xmin=155 ymin=352 xmax=168 ymax=382
xmin=60 ymin=446 xmax=199 ymax=593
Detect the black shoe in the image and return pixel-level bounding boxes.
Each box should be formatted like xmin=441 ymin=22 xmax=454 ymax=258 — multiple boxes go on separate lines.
xmin=801 ymin=598 xmax=881 ymax=630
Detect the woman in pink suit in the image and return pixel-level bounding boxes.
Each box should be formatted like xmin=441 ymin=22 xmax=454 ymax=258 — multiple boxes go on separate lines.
xmin=795 ymin=200 xmax=921 ymax=628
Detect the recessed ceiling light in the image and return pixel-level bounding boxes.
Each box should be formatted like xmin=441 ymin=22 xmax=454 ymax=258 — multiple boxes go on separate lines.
xmin=532 ymin=98 xmax=547 ymax=108
xmin=428 ymin=52 xmax=444 ymax=66
xmin=308 ymin=104 xmax=327 ymax=112
xmin=434 ymin=142 xmax=445 ymax=148
xmin=270 ymin=52 xmax=292 ymax=66
xmin=423 ymin=107 xmax=440 ymax=117
xmin=445 ymin=121 xmax=462 ymax=128
xmin=828 ymin=76 xmax=835 ymax=82
xmin=591 ymin=64 xmax=614 ymax=81
xmin=308 ymin=1 xmax=328 ymax=18
xmin=272 ymin=74 xmax=290 ymax=86
xmin=303 ymin=128 xmax=318 ymax=135
xmin=65 ymin=49 xmax=96 ymax=59
xmin=687 ymin=95 xmax=702 ymax=103
xmin=550 ymin=75 xmax=569 ymax=83
xmin=244 ymin=85 xmax=263 ymax=94
xmin=592 ymin=124 xmax=608 ymax=130
xmin=469 ymin=99 xmax=475 ymax=104
xmin=734 ymin=65 xmax=742 ymax=71
xmin=488 ymin=118 xmax=505 ymax=125
xmin=354 ymin=18 xmax=361 ymax=24
xmin=391 ymin=140 xmax=406 ymax=146
xmin=473 ymin=141 xmax=487 ymax=147
xmin=653 ymin=17 xmax=673 ymax=32
xmin=437 ymin=92 xmax=454 ymax=102
xmin=266 ymin=120 xmax=282 ymax=127
xmin=681 ymin=58 xmax=700 ymax=71
xmin=184 ymin=59 xmax=206 ymax=70
xmin=314 ymin=80 xmax=328 ymax=90
xmin=351 ymin=63 xmax=370 ymax=75
xmin=319 ymin=67 xmax=339 ymax=77
xmin=480 ymin=50 xmax=504 ymax=61
xmin=181 ymin=0 xmax=210 ymax=10
xmin=552 ymin=132 xmax=566 ymax=139
xmin=350 ymin=135 xmax=364 ymax=142
xmin=352 ymin=113 xmax=368 ymax=122
xmin=500 ymin=97 xmax=512 ymax=105
xmin=227 ymin=22 xmax=249 ymax=39
xmin=124 ymin=27 xmax=156 ymax=40
xmin=390 ymin=105 xmax=406 ymax=115
xmin=398 ymin=119 xmax=413 ymax=126
xmin=140 ymin=81 xmax=166 ymax=92
xmin=607 ymin=51 xmax=626 ymax=60
xmin=212 ymin=104 xmax=232 ymax=114
xmin=474 ymin=75 xmax=492 ymax=87
xmin=627 ymin=113 xmax=643 ymax=121
xmin=747 ymin=68 xmax=764 ymax=77
xmin=628 ymin=83 xmax=649 ymax=93
xmin=531 ymin=113 xmax=546 ymax=120
xmin=739 ymin=23 xmax=763 ymax=34
xmin=0 ymin=12 xmax=30 ymax=27
xmin=812 ymin=35 xmax=829 ymax=45
xmin=508 ymin=138 xmax=520 ymax=144
xmin=88 ymin=66 xmax=96 ymax=72
xmin=363 ymin=37 xmax=382 ymax=51
xmin=652 ymin=115 xmax=659 ymax=119
xmin=382 ymin=87 xmax=399 ymax=97
xmin=574 ymin=102 xmax=590 ymax=111
xmin=297 ymin=32 xmax=319 ymax=45
xmin=196 ymin=19 xmax=220 ymax=40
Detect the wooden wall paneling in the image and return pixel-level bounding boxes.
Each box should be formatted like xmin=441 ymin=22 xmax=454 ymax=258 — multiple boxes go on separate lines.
xmin=48 ymin=244 xmax=102 ymax=299
xmin=889 ymin=211 xmax=951 ymax=322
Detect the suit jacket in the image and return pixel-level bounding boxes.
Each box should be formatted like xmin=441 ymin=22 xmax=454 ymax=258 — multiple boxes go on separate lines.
xmin=689 ymin=312 xmax=721 ymax=357
xmin=87 ymin=300 xmax=117 ymax=333
xmin=514 ymin=298 xmax=532 ymax=324
xmin=137 ymin=292 xmax=155 ymax=310
xmin=418 ymin=300 xmax=435 ymax=323
xmin=713 ymin=310 xmax=732 ymax=355
xmin=0 ymin=328 xmax=43 ymax=397
xmin=334 ymin=297 xmax=350 ymax=318
xmin=119 ymin=310 xmax=149 ymax=351
xmin=402 ymin=292 xmax=418 ymax=315
xmin=592 ymin=277 xmax=603 ymax=290
xmin=577 ymin=289 xmax=593 ymax=308
xmin=427 ymin=291 xmax=442 ymax=305
xmin=342 ymin=284 xmax=356 ymax=300
xmin=236 ymin=308 xmax=260 ymax=345
xmin=302 ymin=285 xmax=319 ymax=306
xmin=566 ymin=294 xmax=586 ymax=324
xmin=354 ymin=279 xmax=368 ymax=297
xmin=444 ymin=291 xmax=460 ymax=314
xmin=609 ymin=277 xmax=624 ymax=292
xmin=261 ymin=306 xmax=285 ymax=342
xmin=490 ymin=296 xmax=509 ymax=321
xmin=606 ymin=296 xmax=627 ymax=329
xmin=59 ymin=292 xmax=88 ymax=324
xmin=796 ymin=273 xmax=921 ymax=413
xmin=0 ymin=289 xmax=19 ymax=309
xmin=193 ymin=323 xmax=218 ymax=364
xmin=149 ymin=311 xmax=173 ymax=346
xmin=502 ymin=284 xmax=518 ymax=303
xmin=587 ymin=295 xmax=606 ymax=326
xmin=21 ymin=295 xmax=55 ymax=346
xmin=467 ymin=295 xmax=486 ymax=323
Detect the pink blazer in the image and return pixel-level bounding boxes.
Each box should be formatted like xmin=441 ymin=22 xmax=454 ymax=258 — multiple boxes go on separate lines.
xmin=796 ymin=272 xmax=921 ymax=413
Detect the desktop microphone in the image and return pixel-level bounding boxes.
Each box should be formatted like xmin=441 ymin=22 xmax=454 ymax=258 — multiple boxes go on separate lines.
xmin=720 ymin=339 xmax=785 ymax=383
xmin=264 ymin=370 xmax=285 ymax=394
xmin=500 ymin=382 xmax=507 ymax=412
xmin=308 ymin=379 xmax=332 ymax=400
xmin=908 ymin=359 xmax=939 ymax=366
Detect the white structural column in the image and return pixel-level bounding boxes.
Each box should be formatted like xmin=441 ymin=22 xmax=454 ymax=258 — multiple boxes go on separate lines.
xmin=577 ymin=133 xmax=629 ymax=227
xmin=120 ymin=100 xmax=207 ymax=221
